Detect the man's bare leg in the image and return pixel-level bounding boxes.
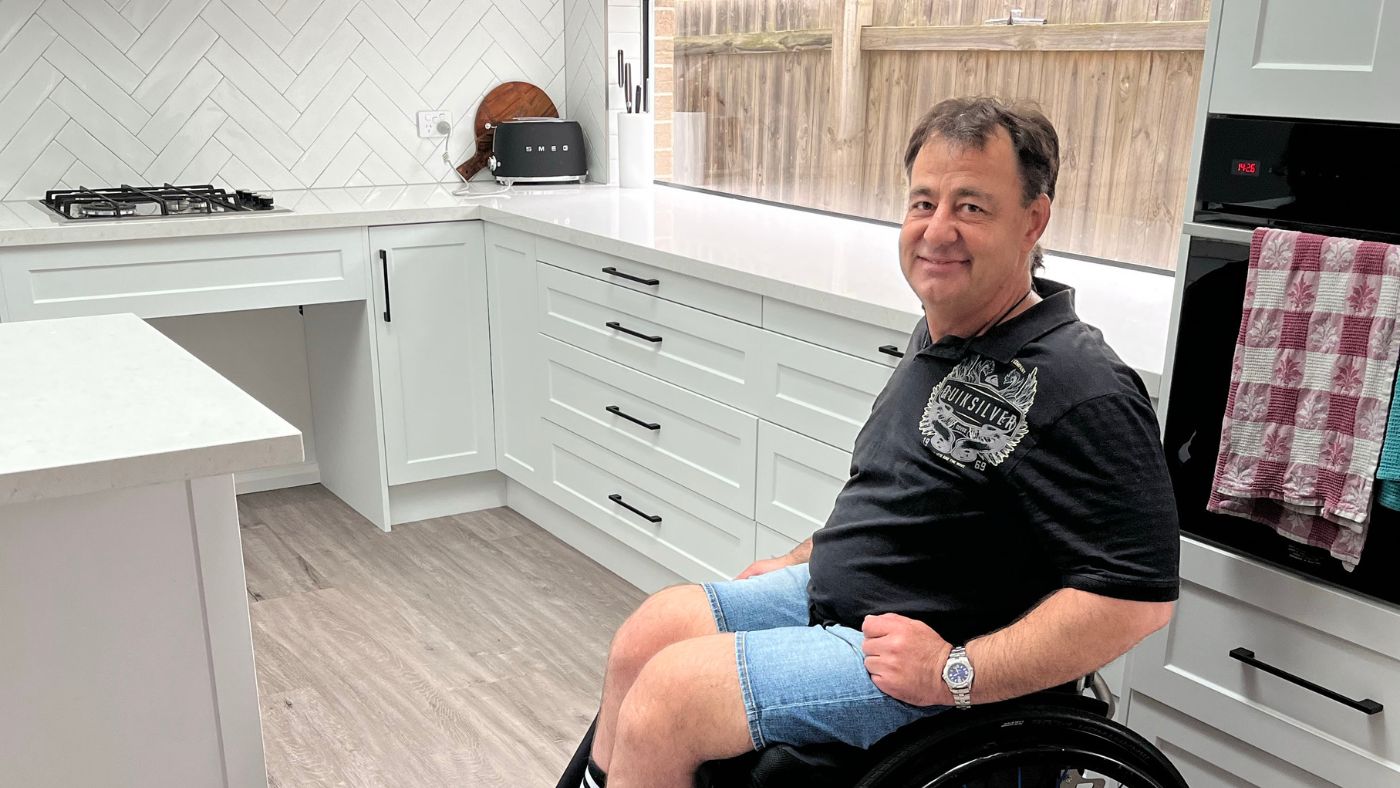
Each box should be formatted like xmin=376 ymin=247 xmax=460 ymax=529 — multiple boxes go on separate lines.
xmin=592 ymin=584 xmax=718 ymax=773
xmin=608 ymin=634 xmax=753 ymax=788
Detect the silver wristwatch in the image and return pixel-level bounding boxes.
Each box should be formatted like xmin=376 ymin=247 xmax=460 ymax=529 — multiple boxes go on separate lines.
xmin=941 ymin=646 xmax=975 ymax=710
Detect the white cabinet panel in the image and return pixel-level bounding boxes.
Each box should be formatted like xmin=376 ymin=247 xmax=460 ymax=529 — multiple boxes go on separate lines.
xmin=0 ymin=228 xmax=367 ymax=321
xmin=370 ymin=222 xmax=494 ymax=486
xmin=1127 ymin=694 xmax=1337 ymax=788
xmin=541 ymin=421 xmax=754 ymax=582
xmin=1210 ymin=0 xmax=1400 ymax=123
xmin=485 ymin=224 xmax=546 ymax=487
xmin=541 ymin=334 xmax=757 ymax=517
xmin=756 ymin=329 xmax=894 ymax=452
xmin=755 ymin=421 xmax=850 ymax=544
xmin=538 ymin=262 xmax=764 ymax=410
xmin=534 ymin=236 xmax=762 ymax=325
xmin=763 ymin=297 xmax=913 ymax=370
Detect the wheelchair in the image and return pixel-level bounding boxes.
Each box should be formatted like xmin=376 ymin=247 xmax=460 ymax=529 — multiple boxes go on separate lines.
xmin=558 ymin=673 xmax=1189 ymax=788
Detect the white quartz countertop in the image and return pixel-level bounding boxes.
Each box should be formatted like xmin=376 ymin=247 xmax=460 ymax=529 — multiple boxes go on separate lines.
xmin=0 ymin=183 xmax=1174 ymax=391
xmin=0 ymin=314 xmax=304 ymax=505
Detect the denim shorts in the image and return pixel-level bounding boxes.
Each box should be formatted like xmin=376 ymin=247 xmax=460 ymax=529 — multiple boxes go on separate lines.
xmin=701 ymin=564 xmax=948 ymax=751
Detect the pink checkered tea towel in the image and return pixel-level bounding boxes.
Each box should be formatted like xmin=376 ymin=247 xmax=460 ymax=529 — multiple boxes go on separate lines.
xmin=1208 ymin=228 xmax=1400 ymax=570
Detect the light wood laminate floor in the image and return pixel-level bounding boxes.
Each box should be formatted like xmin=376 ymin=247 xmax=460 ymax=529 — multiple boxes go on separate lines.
xmin=237 ymin=484 xmax=645 ymax=787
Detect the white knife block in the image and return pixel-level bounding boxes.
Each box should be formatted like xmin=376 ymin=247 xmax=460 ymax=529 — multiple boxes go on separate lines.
xmin=617 ymin=112 xmax=654 ymax=189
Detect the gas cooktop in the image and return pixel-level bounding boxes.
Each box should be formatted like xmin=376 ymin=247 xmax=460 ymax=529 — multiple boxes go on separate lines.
xmin=40 ymin=184 xmax=289 ymax=222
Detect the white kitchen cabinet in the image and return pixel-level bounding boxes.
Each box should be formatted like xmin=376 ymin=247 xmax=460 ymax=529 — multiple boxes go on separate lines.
xmin=1210 ymin=0 xmax=1400 ymax=123
xmin=1124 ymin=538 xmax=1400 ymax=786
xmin=369 ymin=222 xmax=494 ymax=486
xmin=485 ymin=224 xmax=547 ymax=488
xmin=1127 ymin=694 xmax=1333 ymax=788
xmin=0 ymin=227 xmax=367 ymax=321
xmin=756 ymin=329 xmax=895 ymax=452
xmin=755 ymin=421 xmax=850 ymax=544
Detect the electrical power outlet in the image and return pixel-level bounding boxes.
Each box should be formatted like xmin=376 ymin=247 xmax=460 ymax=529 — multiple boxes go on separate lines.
xmin=417 ymin=110 xmax=450 ymax=138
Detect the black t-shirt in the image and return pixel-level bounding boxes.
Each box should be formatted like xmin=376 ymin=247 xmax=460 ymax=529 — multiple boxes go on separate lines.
xmin=806 ymin=278 xmax=1180 ymax=646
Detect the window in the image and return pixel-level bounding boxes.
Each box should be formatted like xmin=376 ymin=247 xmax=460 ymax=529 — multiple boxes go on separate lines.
xmin=651 ymin=1 xmax=1211 ymax=271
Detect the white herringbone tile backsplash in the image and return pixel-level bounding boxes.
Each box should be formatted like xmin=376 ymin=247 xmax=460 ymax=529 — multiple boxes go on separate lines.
xmin=0 ymin=0 xmax=612 ymax=199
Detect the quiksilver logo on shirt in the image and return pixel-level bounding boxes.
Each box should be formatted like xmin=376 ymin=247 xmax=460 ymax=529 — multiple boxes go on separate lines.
xmin=920 ymin=355 xmax=1037 ymax=470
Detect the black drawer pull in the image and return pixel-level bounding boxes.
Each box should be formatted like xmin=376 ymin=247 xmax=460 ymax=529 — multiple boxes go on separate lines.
xmin=606 ymin=320 xmax=663 ymax=343
xmin=1229 ymin=647 xmax=1383 ymax=715
xmin=606 ymin=404 xmax=660 ymax=431
xmin=878 ymin=344 xmax=904 ymax=358
xmin=601 ymin=266 xmax=660 ymax=286
xmin=379 ymin=249 xmax=392 ymax=323
xmin=609 ymin=493 xmax=662 ymax=523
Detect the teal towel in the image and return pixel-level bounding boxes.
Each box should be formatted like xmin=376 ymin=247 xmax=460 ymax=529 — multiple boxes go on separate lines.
xmin=1378 ymin=368 xmax=1400 ymax=510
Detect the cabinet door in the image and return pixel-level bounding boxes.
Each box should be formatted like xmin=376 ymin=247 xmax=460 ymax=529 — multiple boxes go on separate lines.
xmin=1127 ymin=693 xmax=1337 ymax=788
xmin=370 ymin=222 xmax=494 ymax=486
xmin=1210 ymin=0 xmax=1400 ymax=123
xmin=485 ymin=224 xmax=546 ymax=487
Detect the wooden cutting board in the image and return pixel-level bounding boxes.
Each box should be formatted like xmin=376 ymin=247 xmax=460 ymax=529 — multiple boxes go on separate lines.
xmin=456 ymin=81 xmax=559 ymax=181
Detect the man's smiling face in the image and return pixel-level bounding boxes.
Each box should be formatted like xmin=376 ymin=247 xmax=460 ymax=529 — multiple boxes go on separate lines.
xmin=899 ymin=127 xmax=1050 ymax=333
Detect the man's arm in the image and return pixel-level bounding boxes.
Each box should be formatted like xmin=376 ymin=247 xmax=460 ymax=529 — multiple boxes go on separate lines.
xmin=964 ymin=588 xmax=1172 ymax=703
xmin=861 ymin=588 xmax=1173 ymax=707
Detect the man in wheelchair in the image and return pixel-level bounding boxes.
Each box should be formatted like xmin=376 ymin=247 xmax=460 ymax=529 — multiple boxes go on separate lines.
xmin=563 ymin=97 xmax=1181 ymax=788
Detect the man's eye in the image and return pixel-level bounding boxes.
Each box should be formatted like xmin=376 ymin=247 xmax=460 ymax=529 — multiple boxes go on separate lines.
xmin=911 ymin=201 xmax=934 ymax=211
xmin=961 ymin=203 xmax=983 ymax=214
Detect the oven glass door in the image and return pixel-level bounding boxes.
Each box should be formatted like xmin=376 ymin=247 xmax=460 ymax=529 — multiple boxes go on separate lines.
xmin=1163 ymin=236 xmax=1400 ymax=605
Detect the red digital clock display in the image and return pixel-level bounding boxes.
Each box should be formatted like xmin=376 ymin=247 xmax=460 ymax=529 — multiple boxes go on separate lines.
xmin=1233 ymin=159 xmax=1261 ymax=176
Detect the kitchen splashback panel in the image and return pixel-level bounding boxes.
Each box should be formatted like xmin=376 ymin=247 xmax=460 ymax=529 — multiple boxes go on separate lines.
xmin=0 ymin=0 xmax=569 ymax=200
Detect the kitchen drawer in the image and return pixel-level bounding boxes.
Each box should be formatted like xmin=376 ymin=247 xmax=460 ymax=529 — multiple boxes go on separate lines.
xmin=755 ymin=524 xmax=800 ymax=562
xmin=541 ymin=421 xmax=753 ymax=582
xmin=538 ymin=263 xmax=763 ymax=410
xmin=763 ymin=297 xmax=914 ymax=370
xmin=0 ymin=228 xmax=367 ymax=321
xmin=535 ymin=237 xmax=762 ymax=325
xmin=1129 ymin=540 xmax=1400 ymax=786
xmin=756 ymin=421 xmax=850 ymax=544
xmin=756 ymin=330 xmax=895 ymax=452
xmin=541 ymin=335 xmax=757 ymax=517
xmin=1127 ymin=694 xmax=1336 ymax=788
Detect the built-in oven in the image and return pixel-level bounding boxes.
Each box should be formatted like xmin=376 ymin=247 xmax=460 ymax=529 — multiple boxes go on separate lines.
xmin=1163 ymin=114 xmax=1400 ymax=606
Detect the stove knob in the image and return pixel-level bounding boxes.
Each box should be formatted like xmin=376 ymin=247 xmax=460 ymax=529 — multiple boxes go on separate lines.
xmin=256 ymin=195 xmax=275 ymax=209
xmin=235 ymin=189 xmax=255 ymax=206
xmin=488 ymin=155 xmax=499 ymax=171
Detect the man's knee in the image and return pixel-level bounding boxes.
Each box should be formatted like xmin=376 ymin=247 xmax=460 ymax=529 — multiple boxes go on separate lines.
xmin=607 ymin=584 xmax=715 ymax=677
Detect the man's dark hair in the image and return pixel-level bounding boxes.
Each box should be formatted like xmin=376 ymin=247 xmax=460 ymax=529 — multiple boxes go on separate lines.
xmin=902 ymin=96 xmax=1060 ymax=207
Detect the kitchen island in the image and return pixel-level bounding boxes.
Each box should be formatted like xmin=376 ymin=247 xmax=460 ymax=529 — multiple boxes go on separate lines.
xmin=0 ymin=314 xmax=302 ymax=788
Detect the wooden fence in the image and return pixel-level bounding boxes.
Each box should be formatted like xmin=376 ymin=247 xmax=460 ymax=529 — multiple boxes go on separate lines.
xmin=653 ymin=1 xmax=1211 ymax=270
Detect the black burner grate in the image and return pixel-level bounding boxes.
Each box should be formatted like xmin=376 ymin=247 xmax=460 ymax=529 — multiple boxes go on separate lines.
xmin=42 ymin=184 xmax=276 ymax=220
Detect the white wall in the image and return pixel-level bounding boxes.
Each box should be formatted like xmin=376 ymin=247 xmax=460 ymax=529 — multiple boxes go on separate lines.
xmin=0 ymin=0 xmax=570 ymax=199
xmin=564 ymin=0 xmax=609 ymax=183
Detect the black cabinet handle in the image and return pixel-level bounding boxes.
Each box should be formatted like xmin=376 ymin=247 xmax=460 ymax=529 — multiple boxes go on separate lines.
xmin=608 ymin=493 xmax=662 ymax=523
xmin=379 ymin=249 xmax=392 ymax=323
xmin=606 ymin=320 xmax=663 ymax=343
xmin=605 ymin=404 xmax=660 ymax=431
xmin=601 ymin=266 xmax=660 ymax=286
xmin=878 ymin=344 xmax=904 ymax=359
xmin=1229 ymin=647 xmax=1383 ymax=715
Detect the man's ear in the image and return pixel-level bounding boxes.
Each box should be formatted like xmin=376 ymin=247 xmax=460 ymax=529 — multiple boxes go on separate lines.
xmin=1024 ymin=193 xmax=1052 ymax=251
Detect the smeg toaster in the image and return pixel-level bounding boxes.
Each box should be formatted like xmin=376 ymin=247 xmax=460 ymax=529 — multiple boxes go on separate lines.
xmin=488 ymin=118 xmax=588 ymax=185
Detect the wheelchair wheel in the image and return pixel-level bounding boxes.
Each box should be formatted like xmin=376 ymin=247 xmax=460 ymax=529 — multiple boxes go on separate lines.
xmin=854 ymin=704 xmax=1187 ymax=788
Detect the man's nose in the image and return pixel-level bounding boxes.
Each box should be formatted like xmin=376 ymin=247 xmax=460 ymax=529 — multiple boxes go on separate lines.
xmin=922 ymin=206 xmax=959 ymax=247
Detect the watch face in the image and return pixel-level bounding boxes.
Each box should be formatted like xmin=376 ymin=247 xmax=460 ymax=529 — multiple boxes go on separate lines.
xmin=946 ymin=662 xmax=972 ymax=686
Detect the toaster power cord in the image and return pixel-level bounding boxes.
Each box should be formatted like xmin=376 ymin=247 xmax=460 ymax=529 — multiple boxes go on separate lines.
xmin=437 ymin=119 xmax=512 ymax=198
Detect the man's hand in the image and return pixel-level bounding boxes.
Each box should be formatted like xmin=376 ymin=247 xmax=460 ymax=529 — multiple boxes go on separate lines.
xmin=735 ymin=554 xmax=796 ymax=580
xmin=861 ymin=613 xmax=954 ymax=707
xmin=735 ymin=539 xmax=812 ymax=579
